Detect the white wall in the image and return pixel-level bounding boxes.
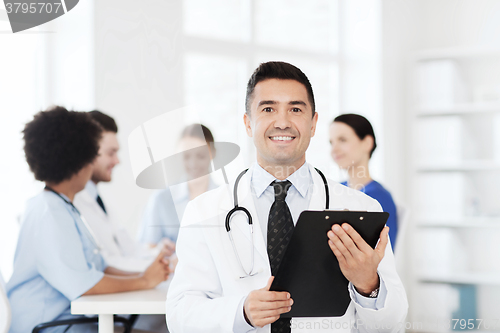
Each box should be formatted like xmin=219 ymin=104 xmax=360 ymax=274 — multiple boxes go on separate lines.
xmin=381 ymin=0 xmax=423 ymax=204
xmin=340 ymin=0 xmax=385 ymax=181
xmin=380 ymin=1 xmax=425 ymax=326
xmin=381 ymin=0 xmax=500 ymax=202
xmin=0 ymin=31 xmax=44 ymax=280
xmin=0 ymin=0 xmax=95 ymax=280
xmin=420 ymin=0 xmax=500 ymax=49
xmin=381 ymin=0 xmax=500 ymax=328
xmin=93 ymin=0 xmax=185 ymax=236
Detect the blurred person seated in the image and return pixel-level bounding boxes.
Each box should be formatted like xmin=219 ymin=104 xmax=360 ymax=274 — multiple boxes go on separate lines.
xmin=329 ymin=113 xmax=399 ymax=248
xmin=74 ymin=110 xmax=168 ymax=272
xmin=6 ymin=106 xmax=170 ymax=333
xmin=74 ymin=110 xmax=171 ymax=332
xmin=138 ymin=124 xmax=218 ymax=250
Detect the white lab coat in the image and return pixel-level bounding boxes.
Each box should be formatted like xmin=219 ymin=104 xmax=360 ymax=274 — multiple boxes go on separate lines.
xmin=166 ymin=164 xmax=408 ymax=333
xmin=74 ymin=184 xmax=157 ymax=272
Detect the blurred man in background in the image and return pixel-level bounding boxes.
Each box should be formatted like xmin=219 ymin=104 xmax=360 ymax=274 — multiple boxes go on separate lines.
xmin=74 ymin=110 xmax=172 ymax=333
xmin=74 ymin=110 xmax=174 ymax=272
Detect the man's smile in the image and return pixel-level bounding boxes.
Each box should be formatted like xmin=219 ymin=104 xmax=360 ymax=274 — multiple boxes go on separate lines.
xmin=269 ymin=136 xmax=295 ymax=142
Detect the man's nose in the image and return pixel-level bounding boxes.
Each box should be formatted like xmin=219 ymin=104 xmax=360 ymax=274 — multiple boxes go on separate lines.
xmin=274 ymin=110 xmax=292 ymax=129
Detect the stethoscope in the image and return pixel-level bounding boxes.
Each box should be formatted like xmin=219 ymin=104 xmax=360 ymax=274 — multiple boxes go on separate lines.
xmin=225 ymin=167 xmax=330 ymax=278
xmin=45 ymin=186 xmax=103 ymax=255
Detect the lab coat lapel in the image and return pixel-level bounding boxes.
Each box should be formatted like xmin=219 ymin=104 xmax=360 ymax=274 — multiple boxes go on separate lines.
xmin=220 ymin=167 xmax=269 ymax=266
xmin=307 ymin=164 xmax=328 ymax=211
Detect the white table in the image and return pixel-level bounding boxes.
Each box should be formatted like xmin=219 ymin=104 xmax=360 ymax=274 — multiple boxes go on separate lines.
xmin=71 ymin=281 xmax=169 ymax=333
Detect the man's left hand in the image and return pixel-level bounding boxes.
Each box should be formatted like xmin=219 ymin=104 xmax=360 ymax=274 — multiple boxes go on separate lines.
xmin=327 ymin=224 xmax=389 ymax=296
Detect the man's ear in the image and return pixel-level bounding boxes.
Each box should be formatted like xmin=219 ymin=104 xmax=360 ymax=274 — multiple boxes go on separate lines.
xmin=243 ymin=112 xmax=253 ymax=137
xmin=310 ymin=112 xmax=319 ymax=137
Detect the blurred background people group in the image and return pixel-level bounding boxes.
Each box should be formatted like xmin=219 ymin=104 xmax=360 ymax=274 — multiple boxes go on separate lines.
xmin=6 ymin=107 xmax=170 ymax=333
xmin=4 ymin=103 xmax=397 ymax=332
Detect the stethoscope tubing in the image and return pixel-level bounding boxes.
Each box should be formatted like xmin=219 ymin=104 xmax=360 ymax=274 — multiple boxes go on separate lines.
xmin=44 ymin=186 xmax=102 ymax=254
xmin=225 ymin=167 xmax=329 ymax=278
xmin=225 ymin=168 xmax=251 ymax=232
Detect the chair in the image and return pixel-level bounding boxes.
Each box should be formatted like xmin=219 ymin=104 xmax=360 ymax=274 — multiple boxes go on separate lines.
xmin=0 ymin=269 xmax=132 ymax=333
xmin=32 ymin=316 xmax=131 ymax=333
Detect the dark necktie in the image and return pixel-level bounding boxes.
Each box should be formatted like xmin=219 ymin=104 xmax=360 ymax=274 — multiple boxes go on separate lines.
xmin=267 ymin=180 xmax=293 ymax=333
xmin=96 ymin=195 xmax=107 ymax=214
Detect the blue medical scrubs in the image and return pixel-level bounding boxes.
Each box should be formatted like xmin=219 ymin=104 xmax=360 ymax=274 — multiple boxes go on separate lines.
xmin=138 ymin=179 xmax=218 ymax=244
xmin=6 ymin=190 xmax=106 ymax=333
xmin=341 ymin=180 xmax=398 ymax=248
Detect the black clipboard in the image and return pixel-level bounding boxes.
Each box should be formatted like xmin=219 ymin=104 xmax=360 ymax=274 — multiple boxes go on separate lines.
xmin=270 ymin=210 xmax=389 ymax=318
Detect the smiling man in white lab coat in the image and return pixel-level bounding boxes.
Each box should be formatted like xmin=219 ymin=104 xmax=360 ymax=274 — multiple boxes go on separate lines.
xmin=166 ymin=62 xmax=408 ymax=333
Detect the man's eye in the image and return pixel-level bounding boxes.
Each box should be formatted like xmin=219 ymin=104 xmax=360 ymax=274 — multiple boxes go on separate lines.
xmin=263 ymin=107 xmax=273 ymax=112
xmin=291 ymin=108 xmax=302 ymax=113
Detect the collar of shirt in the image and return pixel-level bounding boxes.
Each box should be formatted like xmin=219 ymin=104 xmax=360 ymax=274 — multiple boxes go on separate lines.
xmin=43 ymin=189 xmax=82 ymax=221
xmin=251 ymin=162 xmax=313 ymax=247
xmin=84 ymin=180 xmax=99 ymax=200
xmin=251 ymin=162 xmax=312 ymax=199
xmin=45 ymin=188 xmax=73 ymax=207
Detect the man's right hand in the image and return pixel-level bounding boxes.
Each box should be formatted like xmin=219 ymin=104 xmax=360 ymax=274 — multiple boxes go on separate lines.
xmin=142 ymin=250 xmax=170 ymax=289
xmin=243 ymin=276 xmax=293 ymax=328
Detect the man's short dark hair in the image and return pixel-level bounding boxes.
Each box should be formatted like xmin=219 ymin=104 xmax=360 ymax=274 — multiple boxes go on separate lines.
xmin=89 ymin=110 xmax=118 ymax=133
xmin=23 ymin=106 xmax=102 ymax=184
xmin=245 ymin=61 xmax=316 ymax=117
